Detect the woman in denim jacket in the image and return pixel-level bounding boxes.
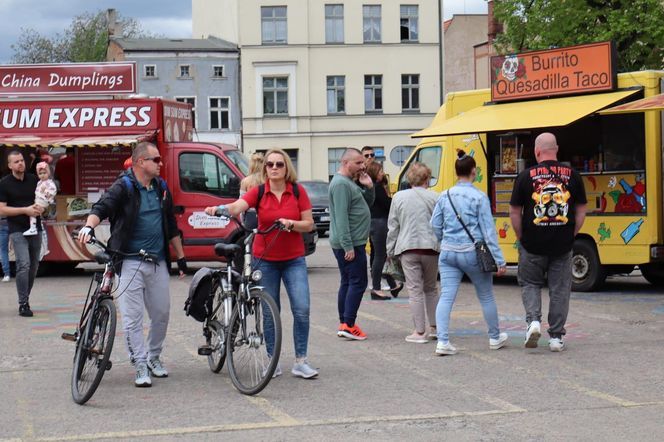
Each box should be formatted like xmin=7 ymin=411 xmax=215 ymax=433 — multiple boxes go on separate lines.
xmin=430 ymin=150 xmax=508 ymax=355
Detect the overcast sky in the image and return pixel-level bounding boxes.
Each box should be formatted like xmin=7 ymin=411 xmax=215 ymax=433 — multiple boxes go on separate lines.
xmin=0 ymin=0 xmax=487 ymax=63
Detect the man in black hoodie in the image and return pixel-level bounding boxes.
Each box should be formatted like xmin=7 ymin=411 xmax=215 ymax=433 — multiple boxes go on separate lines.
xmin=78 ymin=141 xmax=187 ymax=388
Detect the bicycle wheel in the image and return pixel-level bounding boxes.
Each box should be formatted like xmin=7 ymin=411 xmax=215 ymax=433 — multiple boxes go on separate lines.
xmin=227 ymin=290 xmax=281 ymax=395
xmin=206 ymin=320 xmax=226 ymax=373
xmin=71 ymin=298 xmax=116 ymax=405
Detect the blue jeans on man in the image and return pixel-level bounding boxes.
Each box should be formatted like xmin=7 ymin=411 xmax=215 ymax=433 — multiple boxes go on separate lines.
xmin=332 ymin=245 xmax=368 ymax=327
xmin=254 ymin=256 xmax=311 ymax=359
xmin=436 ymin=250 xmax=500 ymax=343
xmin=9 ymin=232 xmax=41 ymax=305
xmin=0 ymin=219 xmax=10 ymax=278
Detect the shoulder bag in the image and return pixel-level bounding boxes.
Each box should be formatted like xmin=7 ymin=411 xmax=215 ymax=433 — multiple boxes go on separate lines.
xmin=446 ymin=191 xmax=498 ymax=273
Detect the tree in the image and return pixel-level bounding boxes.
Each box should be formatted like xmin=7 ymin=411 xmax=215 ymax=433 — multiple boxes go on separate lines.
xmin=11 ymin=10 xmax=156 ymax=64
xmin=491 ymin=0 xmax=664 ymax=72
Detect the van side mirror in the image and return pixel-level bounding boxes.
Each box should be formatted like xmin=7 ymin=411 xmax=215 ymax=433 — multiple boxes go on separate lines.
xmin=228 ymin=176 xmax=240 ymax=198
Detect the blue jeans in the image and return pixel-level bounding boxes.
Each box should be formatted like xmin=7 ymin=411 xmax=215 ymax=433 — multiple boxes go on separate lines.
xmin=0 ymin=219 xmax=9 ymax=277
xmin=254 ymin=256 xmax=311 ymax=359
xmin=333 ymin=246 xmax=368 ymax=327
xmin=436 ymin=250 xmax=500 ymax=343
xmin=10 ymin=232 xmax=41 ymax=305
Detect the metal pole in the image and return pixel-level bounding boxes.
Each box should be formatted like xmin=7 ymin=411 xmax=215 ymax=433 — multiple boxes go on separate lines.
xmin=438 ymin=0 xmax=444 ymax=104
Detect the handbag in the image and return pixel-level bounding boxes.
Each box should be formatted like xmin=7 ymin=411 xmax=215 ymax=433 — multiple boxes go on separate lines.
xmin=383 ymin=256 xmax=405 ymax=282
xmin=446 ymin=192 xmax=498 ymax=273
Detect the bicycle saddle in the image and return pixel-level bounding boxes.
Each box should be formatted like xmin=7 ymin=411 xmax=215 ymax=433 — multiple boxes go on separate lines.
xmin=214 ymin=243 xmax=242 ymax=258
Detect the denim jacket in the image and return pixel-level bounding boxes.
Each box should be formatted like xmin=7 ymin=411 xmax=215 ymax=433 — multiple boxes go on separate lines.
xmin=430 ymin=182 xmax=506 ymax=266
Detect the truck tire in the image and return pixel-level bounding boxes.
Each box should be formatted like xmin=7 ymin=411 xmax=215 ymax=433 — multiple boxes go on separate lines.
xmin=572 ymin=240 xmax=606 ymax=292
xmin=639 ymin=263 xmax=664 ymax=286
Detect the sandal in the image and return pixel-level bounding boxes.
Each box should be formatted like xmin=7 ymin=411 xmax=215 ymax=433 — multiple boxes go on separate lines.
xmin=390 ymin=282 xmax=404 ymax=298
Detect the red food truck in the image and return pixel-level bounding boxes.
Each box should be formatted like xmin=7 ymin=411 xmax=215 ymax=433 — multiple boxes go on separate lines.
xmin=0 ymin=63 xmax=251 ymax=272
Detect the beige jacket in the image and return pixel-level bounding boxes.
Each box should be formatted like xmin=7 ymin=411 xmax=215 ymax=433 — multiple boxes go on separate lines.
xmin=386 ymin=187 xmax=440 ymax=256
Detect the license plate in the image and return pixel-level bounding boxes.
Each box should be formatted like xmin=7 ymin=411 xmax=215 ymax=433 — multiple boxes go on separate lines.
xmin=320 ymin=216 xmax=330 ymax=222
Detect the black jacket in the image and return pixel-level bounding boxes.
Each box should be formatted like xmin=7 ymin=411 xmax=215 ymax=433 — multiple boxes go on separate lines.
xmin=89 ymin=169 xmax=179 ymax=273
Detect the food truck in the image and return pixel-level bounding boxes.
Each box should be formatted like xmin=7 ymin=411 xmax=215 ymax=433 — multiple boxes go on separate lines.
xmin=0 ymin=62 xmax=250 ymax=272
xmin=397 ymin=42 xmax=664 ymax=291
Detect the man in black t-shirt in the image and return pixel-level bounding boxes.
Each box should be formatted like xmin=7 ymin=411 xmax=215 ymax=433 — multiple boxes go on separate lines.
xmin=0 ymin=150 xmax=44 ymax=317
xmin=509 ymin=133 xmax=587 ymax=352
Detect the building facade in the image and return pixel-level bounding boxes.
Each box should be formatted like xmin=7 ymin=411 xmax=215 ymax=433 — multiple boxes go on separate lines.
xmin=107 ymin=37 xmax=242 ymax=147
xmin=192 ymin=0 xmax=441 ymax=180
xmin=443 ymin=14 xmax=489 ymax=94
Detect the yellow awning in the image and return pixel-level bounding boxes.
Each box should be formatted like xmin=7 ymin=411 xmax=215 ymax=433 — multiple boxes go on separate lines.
xmin=412 ymin=89 xmax=640 ymax=138
xmin=599 ymin=93 xmax=664 ymax=115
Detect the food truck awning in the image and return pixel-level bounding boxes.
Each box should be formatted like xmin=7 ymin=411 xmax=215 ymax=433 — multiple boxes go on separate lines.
xmin=598 ymin=93 xmax=664 ymax=115
xmin=412 ymin=89 xmax=640 ymax=138
xmin=0 ymin=132 xmax=156 ymax=148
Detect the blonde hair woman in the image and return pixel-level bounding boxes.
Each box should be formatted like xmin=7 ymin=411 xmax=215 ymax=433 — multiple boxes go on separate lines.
xmin=205 ymin=149 xmax=318 ymax=379
xmin=240 ymin=152 xmax=264 ymax=195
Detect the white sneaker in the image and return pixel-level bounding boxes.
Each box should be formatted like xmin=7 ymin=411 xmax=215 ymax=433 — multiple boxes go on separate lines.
xmin=291 ymin=360 xmax=318 ymax=379
xmin=23 ymin=228 xmax=38 ymax=236
xmin=549 ymin=337 xmax=565 ymax=352
xmin=147 ymin=357 xmax=168 ymax=378
xmin=435 ymin=341 xmax=457 ymax=355
xmin=489 ymin=332 xmax=509 ymax=350
xmin=2 ymin=275 xmax=9 ymax=283
xmin=525 ymin=321 xmax=541 ymax=348
xmin=263 ymin=362 xmax=282 ymax=379
xmin=135 ymin=362 xmax=152 ymax=387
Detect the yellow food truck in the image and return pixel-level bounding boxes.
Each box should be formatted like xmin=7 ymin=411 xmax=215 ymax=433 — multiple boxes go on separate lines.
xmin=397 ymin=42 xmax=664 ymax=291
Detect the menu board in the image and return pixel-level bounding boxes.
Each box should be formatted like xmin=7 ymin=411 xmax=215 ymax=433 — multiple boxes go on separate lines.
xmin=492 ymin=177 xmax=516 ymax=214
xmin=76 ymin=147 xmax=133 ymax=194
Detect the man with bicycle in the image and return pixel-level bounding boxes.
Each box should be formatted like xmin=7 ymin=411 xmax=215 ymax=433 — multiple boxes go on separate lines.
xmin=78 ymin=141 xmax=187 ymax=388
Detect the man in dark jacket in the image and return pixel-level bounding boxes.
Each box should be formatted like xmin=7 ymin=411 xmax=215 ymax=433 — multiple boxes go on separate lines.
xmin=78 ymin=141 xmax=187 ymax=387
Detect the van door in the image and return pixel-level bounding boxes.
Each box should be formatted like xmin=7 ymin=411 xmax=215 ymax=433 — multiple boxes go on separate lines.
xmin=170 ymin=146 xmax=243 ymax=260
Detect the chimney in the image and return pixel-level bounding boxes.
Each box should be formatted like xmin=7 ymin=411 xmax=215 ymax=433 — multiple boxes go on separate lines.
xmin=107 ymin=8 xmax=119 ymax=37
xmin=487 ymin=1 xmax=503 ymax=42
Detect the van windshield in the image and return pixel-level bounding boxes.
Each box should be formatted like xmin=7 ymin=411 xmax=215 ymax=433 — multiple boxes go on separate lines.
xmin=226 ymin=150 xmax=249 ymax=175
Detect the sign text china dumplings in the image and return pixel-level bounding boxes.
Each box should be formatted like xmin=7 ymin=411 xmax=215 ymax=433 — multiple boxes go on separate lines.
xmin=490 ymin=42 xmax=616 ymax=102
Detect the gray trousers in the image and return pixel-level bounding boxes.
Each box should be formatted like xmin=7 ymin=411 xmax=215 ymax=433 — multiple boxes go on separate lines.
xmin=10 ymin=232 xmax=41 ymax=305
xmin=401 ymin=252 xmax=439 ymax=333
xmin=117 ymin=259 xmax=170 ymax=365
xmin=517 ymin=246 xmax=573 ymax=337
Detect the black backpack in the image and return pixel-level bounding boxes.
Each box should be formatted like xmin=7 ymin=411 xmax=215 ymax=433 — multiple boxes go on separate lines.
xmin=256 ymin=183 xmax=316 ymax=256
xmin=184 ymin=267 xmax=215 ymax=322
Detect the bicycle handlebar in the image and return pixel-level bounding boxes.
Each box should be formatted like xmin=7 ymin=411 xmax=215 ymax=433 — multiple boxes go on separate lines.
xmin=71 ymin=230 xmax=158 ymax=263
xmin=222 ymin=215 xmax=286 ymax=235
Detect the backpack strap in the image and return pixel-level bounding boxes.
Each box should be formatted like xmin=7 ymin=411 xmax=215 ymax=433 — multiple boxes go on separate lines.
xmin=255 ymin=182 xmax=300 ymax=214
xmin=122 ymin=174 xmax=167 ymax=195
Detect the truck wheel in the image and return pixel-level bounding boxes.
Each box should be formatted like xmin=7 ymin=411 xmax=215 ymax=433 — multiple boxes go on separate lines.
xmin=639 ymin=263 xmax=664 ymax=286
xmin=572 ymin=240 xmax=606 ymax=292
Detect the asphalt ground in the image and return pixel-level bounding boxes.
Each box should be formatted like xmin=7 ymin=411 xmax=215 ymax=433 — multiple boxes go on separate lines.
xmin=1 ymin=239 xmax=664 ymax=441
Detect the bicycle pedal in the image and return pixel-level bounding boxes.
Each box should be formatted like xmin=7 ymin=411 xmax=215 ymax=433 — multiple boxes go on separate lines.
xmin=61 ymin=332 xmax=77 ymax=342
xmin=198 ymin=346 xmax=213 ymax=356
xmin=105 ymin=361 xmax=112 ymax=371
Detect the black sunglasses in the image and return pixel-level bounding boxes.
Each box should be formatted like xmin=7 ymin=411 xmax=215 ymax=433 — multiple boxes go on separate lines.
xmin=364 ymin=153 xmax=376 ymax=158
xmin=266 ymin=161 xmax=285 ymax=169
xmin=143 ymin=156 xmax=162 ymax=164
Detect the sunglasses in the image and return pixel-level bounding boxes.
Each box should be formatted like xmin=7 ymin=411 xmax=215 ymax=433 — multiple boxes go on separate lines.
xmin=143 ymin=156 xmax=162 ymax=164
xmin=266 ymin=161 xmax=286 ymax=169
xmin=364 ymin=153 xmax=375 ymax=158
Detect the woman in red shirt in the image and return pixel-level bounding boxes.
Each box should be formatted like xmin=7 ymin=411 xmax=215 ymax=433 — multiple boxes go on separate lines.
xmin=205 ymin=149 xmax=318 ymax=379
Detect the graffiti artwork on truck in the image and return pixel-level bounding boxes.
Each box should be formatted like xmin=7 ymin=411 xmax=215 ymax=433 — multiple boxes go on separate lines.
xmin=585 ymin=173 xmax=646 ymax=214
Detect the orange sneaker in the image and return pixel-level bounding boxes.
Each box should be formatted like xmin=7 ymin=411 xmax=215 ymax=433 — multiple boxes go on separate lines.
xmin=337 ymin=323 xmax=345 ymax=337
xmin=339 ymin=323 xmax=367 ymax=341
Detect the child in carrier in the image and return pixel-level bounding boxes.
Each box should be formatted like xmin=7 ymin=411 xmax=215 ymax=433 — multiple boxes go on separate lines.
xmin=24 ymin=161 xmax=57 ymax=237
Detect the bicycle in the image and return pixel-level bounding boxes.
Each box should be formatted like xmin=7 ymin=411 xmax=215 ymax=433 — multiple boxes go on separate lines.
xmin=195 ymin=215 xmax=283 ymax=395
xmin=62 ymin=234 xmax=156 ymax=405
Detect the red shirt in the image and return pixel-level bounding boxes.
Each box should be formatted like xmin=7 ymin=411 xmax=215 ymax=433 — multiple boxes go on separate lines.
xmin=241 ymin=181 xmax=312 ymax=261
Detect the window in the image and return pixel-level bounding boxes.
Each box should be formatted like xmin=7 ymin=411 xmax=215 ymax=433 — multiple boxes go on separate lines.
xmin=398 ymin=146 xmax=442 ymax=190
xmin=179 ymin=152 xmax=240 ymax=197
xmin=209 ymin=97 xmax=230 ymax=130
xmin=212 ymin=65 xmax=224 ymax=78
xmin=325 ymin=4 xmax=344 ymax=43
xmin=401 ymin=74 xmax=419 ymax=111
xmin=175 ymin=97 xmax=196 ymax=128
xmin=328 ymin=148 xmax=345 ymax=181
xmin=261 ymin=6 xmax=287 ymax=44
xmin=326 ymin=76 xmax=345 ymax=114
xmin=144 ymin=65 xmax=156 ymax=78
xmin=364 ymin=75 xmax=382 ymax=113
xmin=226 ymin=150 xmax=249 ymax=176
xmin=179 ymin=65 xmax=191 ymax=78
xmin=363 ymin=5 xmax=381 ymax=43
xmin=263 ymin=77 xmax=288 ymax=115
xmin=400 ymin=5 xmax=419 ymax=42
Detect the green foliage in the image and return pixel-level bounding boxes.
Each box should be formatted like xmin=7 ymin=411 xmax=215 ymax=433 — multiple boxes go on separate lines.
xmin=11 ymin=10 xmax=156 ymax=64
xmin=492 ymin=0 xmax=664 ymax=71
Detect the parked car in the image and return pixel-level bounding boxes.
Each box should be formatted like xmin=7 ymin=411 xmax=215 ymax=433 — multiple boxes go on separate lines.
xmin=299 ymin=180 xmax=330 ymax=237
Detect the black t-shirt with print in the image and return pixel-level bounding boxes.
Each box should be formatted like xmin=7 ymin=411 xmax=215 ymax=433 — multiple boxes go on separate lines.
xmin=510 ymin=160 xmax=587 ymax=256
xmin=0 ymin=173 xmax=40 ymax=234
